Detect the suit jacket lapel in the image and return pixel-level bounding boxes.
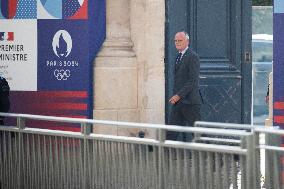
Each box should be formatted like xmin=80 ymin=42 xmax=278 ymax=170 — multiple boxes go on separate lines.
xmin=180 ymin=48 xmax=190 ymax=63
xmin=180 ymin=51 xmax=187 ymax=62
xmin=175 ymin=49 xmax=189 ymax=72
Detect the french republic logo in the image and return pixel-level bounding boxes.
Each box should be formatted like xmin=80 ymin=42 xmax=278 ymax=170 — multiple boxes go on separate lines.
xmin=0 ymin=32 xmax=14 ymax=41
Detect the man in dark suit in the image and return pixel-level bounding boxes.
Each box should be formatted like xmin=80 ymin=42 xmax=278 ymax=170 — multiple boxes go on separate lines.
xmin=167 ymin=31 xmax=202 ymax=142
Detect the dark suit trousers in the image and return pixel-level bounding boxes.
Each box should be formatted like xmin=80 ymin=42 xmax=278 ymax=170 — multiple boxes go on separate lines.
xmin=167 ymin=103 xmax=201 ymax=142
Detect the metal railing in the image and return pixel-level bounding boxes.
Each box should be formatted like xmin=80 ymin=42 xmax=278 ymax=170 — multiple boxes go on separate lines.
xmin=254 ymin=127 xmax=283 ymax=189
xmin=0 ymin=113 xmax=282 ymax=189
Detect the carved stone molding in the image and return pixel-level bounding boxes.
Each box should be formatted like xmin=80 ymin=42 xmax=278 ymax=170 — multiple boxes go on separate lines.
xmin=97 ymin=0 xmax=135 ymax=57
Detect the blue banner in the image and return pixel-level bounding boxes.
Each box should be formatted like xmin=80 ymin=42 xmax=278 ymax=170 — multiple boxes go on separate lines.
xmin=274 ymin=1 xmax=284 ymax=128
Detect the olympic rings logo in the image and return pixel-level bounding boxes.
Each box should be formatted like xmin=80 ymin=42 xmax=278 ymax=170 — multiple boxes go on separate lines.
xmin=54 ymin=69 xmax=71 ymax=80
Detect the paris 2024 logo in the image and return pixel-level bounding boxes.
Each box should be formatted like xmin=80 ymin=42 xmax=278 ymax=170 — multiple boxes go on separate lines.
xmin=52 ymin=30 xmax=73 ymax=81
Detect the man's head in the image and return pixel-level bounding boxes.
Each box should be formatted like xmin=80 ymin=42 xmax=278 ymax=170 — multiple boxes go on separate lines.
xmin=174 ymin=31 xmax=190 ymax=52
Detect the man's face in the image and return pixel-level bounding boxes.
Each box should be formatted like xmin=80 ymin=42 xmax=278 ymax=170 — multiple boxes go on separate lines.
xmin=174 ymin=33 xmax=189 ymax=52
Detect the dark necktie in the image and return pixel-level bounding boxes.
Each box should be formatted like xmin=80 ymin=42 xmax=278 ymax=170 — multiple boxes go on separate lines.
xmin=175 ymin=52 xmax=182 ymax=64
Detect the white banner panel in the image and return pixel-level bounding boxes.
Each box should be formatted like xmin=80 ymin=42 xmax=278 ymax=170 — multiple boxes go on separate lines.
xmin=0 ymin=20 xmax=37 ymax=91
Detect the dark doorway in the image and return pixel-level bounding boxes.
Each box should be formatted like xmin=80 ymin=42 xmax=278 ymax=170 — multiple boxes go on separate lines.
xmin=165 ymin=0 xmax=252 ymax=124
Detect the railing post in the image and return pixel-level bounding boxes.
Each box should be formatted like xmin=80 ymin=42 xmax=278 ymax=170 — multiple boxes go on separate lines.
xmin=17 ymin=117 xmax=25 ymax=129
xmin=245 ymin=133 xmax=258 ymax=189
xmin=17 ymin=117 xmax=25 ymax=189
xmin=253 ymin=131 xmax=261 ymax=189
xmin=158 ymin=128 xmax=166 ymax=189
xmin=265 ymin=131 xmax=281 ymax=189
xmin=81 ymin=123 xmax=91 ymax=189
xmin=81 ymin=123 xmax=92 ymax=136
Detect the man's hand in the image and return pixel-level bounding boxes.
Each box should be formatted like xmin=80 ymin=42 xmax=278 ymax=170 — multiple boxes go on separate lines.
xmin=169 ymin=95 xmax=181 ymax=105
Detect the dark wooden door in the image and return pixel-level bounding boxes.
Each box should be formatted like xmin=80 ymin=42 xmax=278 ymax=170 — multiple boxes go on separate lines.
xmin=165 ymin=0 xmax=252 ymax=123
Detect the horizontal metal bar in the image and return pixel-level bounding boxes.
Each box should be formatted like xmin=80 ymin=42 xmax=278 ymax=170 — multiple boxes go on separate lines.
xmin=0 ymin=126 xmax=247 ymax=155
xmin=89 ymin=133 xmax=160 ymax=146
xmin=0 ymin=126 xmax=83 ymax=138
xmin=0 ymin=126 xmax=19 ymax=132
xmin=0 ymin=113 xmax=251 ymax=136
xmin=0 ymin=125 xmax=248 ymax=152
xmin=259 ymin=145 xmax=284 ymax=153
xmin=93 ymin=123 xmax=252 ymax=136
xmin=163 ymin=141 xmax=247 ymax=155
xmin=0 ymin=112 xmax=94 ymax=124
xmin=195 ymin=121 xmax=256 ymax=130
xmin=90 ymin=134 xmax=249 ymax=154
xmin=163 ymin=127 xmax=251 ymax=136
xmin=197 ymin=137 xmax=241 ymax=144
xmin=255 ymin=127 xmax=283 ymax=135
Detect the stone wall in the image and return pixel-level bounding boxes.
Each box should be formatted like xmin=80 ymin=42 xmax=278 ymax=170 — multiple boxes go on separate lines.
xmin=93 ymin=0 xmax=165 ymax=138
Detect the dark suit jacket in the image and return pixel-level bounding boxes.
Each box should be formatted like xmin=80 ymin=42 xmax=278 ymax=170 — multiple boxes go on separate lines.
xmin=174 ymin=48 xmax=201 ymax=105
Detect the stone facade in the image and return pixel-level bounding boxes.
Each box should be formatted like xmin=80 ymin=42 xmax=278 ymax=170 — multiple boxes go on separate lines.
xmin=93 ymin=0 xmax=165 ymax=138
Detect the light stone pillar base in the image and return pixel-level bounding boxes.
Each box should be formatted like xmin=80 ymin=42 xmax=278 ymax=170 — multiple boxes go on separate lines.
xmin=93 ymin=55 xmax=139 ymax=136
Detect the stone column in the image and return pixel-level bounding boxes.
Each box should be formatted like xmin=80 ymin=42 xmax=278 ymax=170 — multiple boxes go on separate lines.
xmin=93 ymin=0 xmax=139 ymax=136
xmin=130 ymin=0 xmax=165 ymax=138
xmin=98 ymin=0 xmax=135 ymax=57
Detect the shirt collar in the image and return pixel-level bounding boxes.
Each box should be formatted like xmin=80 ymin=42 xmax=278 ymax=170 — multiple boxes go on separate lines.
xmin=179 ymin=46 xmax=188 ymax=57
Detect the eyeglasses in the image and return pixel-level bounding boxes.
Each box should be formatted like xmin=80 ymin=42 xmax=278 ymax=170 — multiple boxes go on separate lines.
xmin=174 ymin=40 xmax=184 ymax=43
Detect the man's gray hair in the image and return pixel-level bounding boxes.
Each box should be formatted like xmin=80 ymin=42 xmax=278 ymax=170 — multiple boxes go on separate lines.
xmin=182 ymin=31 xmax=190 ymax=40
